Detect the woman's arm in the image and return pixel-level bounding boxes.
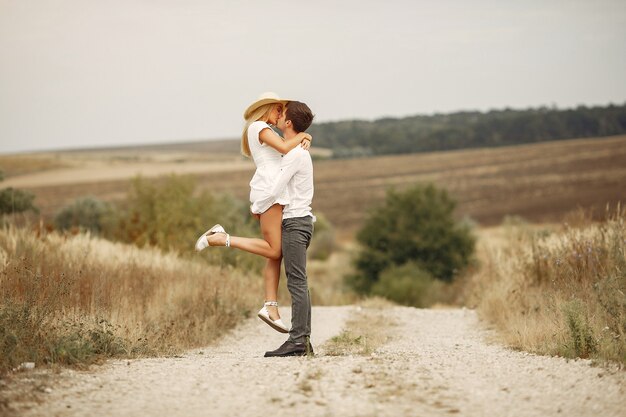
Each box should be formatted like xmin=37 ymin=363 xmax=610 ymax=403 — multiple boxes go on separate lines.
xmin=259 ymin=128 xmax=312 ymax=155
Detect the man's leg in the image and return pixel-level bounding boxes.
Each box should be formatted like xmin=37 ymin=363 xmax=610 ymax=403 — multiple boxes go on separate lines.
xmin=282 ymin=216 xmax=313 ymax=344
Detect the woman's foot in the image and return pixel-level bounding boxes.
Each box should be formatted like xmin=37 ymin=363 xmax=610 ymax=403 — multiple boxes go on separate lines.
xmin=206 ymin=232 xmax=230 ymax=247
xmin=266 ymin=304 xmax=280 ymax=321
xmin=194 ymin=224 xmax=228 ymax=251
xmin=258 ymin=301 xmax=289 ymax=333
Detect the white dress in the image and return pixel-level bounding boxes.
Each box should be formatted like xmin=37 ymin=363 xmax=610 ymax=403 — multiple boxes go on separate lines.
xmin=247 ymin=121 xmax=290 ymax=213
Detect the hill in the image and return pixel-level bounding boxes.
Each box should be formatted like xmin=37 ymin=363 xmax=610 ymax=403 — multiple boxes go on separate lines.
xmin=3 ymin=135 xmax=625 ymax=235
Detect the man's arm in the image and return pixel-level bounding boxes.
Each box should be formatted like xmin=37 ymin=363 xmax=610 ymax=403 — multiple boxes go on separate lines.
xmin=251 ymin=148 xmax=304 ymax=214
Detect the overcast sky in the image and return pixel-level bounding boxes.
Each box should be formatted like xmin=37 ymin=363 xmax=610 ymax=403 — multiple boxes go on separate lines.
xmin=1 ymin=0 xmax=625 ymax=154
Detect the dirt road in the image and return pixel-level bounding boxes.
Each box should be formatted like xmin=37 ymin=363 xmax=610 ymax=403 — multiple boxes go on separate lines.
xmin=11 ymin=306 xmax=625 ymax=417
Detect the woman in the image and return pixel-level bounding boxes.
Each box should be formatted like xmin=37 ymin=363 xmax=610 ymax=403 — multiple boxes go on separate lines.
xmin=195 ymin=92 xmax=311 ymax=333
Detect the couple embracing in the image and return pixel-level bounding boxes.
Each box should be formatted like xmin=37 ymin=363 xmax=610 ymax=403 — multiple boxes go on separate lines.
xmin=195 ymin=92 xmax=316 ymax=357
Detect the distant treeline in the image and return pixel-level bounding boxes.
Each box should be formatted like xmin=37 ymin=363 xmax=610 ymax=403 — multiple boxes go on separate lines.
xmin=308 ymin=103 xmax=626 ymax=157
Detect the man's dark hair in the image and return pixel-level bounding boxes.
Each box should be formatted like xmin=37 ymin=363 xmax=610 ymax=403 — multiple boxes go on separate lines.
xmin=286 ymin=101 xmax=314 ymax=133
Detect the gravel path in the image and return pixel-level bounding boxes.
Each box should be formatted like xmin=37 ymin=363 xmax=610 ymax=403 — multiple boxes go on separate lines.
xmin=13 ymin=306 xmax=626 ymax=417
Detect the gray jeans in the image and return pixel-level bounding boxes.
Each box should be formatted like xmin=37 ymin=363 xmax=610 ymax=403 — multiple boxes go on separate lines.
xmin=282 ymin=216 xmax=313 ymax=344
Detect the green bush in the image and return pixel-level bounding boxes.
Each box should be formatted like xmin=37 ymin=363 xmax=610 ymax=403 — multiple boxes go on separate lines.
xmin=108 ymin=175 xmax=262 ymax=270
xmin=0 ymin=170 xmax=38 ymax=216
xmin=54 ymin=197 xmax=114 ymax=234
xmin=348 ymin=183 xmax=475 ymax=294
xmin=371 ymin=262 xmax=444 ymax=307
xmin=0 ymin=188 xmax=37 ymax=215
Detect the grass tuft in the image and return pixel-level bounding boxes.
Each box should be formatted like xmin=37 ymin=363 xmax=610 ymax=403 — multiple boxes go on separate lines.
xmin=323 ymin=298 xmax=394 ymax=356
xmin=561 ymin=299 xmax=597 ymax=358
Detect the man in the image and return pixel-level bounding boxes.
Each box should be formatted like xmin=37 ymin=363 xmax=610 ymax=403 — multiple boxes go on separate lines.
xmin=251 ymin=101 xmax=316 ymax=357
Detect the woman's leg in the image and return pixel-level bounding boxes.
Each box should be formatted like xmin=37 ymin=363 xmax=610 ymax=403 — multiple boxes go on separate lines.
xmin=257 ymin=205 xmax=283 ymax=319
xmin=264 ymin=257 xmax=282 ymax=320
xmin=207 ymin=204 xmax=283 ymax=260
xmin=207 ymin=204 xmax=283 ymax=319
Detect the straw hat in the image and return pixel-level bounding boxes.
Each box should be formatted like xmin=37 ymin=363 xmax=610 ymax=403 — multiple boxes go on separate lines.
xmin=243 ymin=92 xmax=291 ymax=120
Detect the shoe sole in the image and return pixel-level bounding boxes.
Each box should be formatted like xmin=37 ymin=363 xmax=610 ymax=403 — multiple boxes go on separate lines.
xmin=257 ymin=313 xmax=289 ymax=334
xmin=263 ymin=351 xmax=306 ymax=358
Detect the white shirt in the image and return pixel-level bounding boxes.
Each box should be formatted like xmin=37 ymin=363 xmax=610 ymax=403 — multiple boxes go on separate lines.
xmin=251 ymin=145 xmax=314 ymax=220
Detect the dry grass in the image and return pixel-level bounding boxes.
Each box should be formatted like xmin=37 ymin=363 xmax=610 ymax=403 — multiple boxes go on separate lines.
xmin=0 ymin=155 xmax=67 ymax=178
xmin=0 ymin=226 xmax=262 ymax=373
xmin=464 ymin=207 xmax=626 ymax=365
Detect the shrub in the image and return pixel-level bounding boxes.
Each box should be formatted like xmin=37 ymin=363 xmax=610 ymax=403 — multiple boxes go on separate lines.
xmin=109 ymin=175 xmax=262 ymax=270
xmin=54 ymin=197 xmax=114 ymax=234
xmin=0 ymin=188 xmax=37 ymax=215
xmin=0 ymin=170 xmax=38 ymax=217
xmin=371 ymin=262 xmax=444 ymax=308
xmin=348 ymin=183 xmax=475 ymax=294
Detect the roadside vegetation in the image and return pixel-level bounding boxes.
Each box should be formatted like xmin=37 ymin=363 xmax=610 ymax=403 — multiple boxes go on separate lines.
xmin=0 ymin=225 xmax=263 ymax=374
xmin=465 ymin=208 xmax=626 ymax=365
xmin=0 ymin=173 xmax=343 ymax=374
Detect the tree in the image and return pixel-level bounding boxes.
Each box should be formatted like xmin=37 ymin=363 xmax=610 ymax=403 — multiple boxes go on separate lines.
xmin=348 ymin=183 xmax=475 ymax=294
xmin=307 ymin=102 xmax=626 ymax=158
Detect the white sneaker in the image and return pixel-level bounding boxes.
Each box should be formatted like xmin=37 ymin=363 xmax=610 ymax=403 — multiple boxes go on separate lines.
xmin=194 ymin=224 xmax=226 ymax=252
xmin=258 ymin=301 xmax=289 ymax=333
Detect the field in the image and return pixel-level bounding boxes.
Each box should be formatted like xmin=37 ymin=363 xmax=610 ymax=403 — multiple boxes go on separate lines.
xmin=2 ymin=135 xmax=625 ymax=236
xmin=2 ymin=135 xmax=625 ymax=416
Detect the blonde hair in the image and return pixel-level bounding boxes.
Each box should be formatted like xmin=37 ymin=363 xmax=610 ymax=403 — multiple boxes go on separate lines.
xmin=241 ymin=103 xmax=279 ymax=158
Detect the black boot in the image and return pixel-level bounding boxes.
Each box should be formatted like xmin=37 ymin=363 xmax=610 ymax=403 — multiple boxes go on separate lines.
xmin=264 ymin=340 xmax=314 ymax=357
